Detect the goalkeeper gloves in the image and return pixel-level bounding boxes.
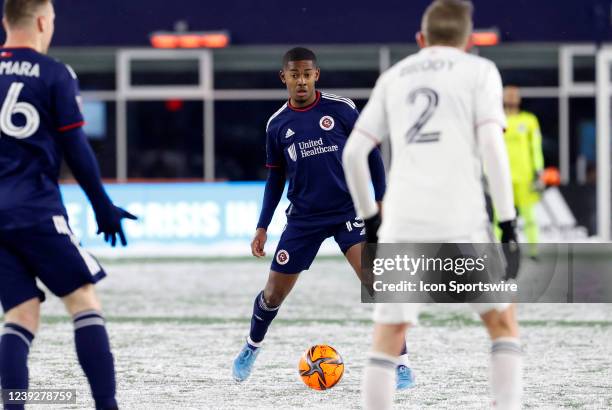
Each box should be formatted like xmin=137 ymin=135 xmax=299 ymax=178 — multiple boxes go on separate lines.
xmin=498 ymin=219 xmax=521 ymax=281
xmin=364 ymin=212 xmax=382 ymax=244
xmin=532 ymin=170 xmax=546 ymax=193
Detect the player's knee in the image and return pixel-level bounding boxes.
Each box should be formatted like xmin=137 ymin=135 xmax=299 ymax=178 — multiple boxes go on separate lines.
xmin=263 ymin=275 xmax=296 ymax=307
xmin=387 ymin=323 xmax=409 ymax=336
xmin=4 ymin=298 xmax=41 ymax=334
xmin=482 ymin=308 xmax=517 ymax=338
xmin=372 ymin=323 xmax=409 ymax=356
xmin=495 ymin=315 xmax=514 ymax=333
xmin=62 ymin=284 xmax=102 ymax=316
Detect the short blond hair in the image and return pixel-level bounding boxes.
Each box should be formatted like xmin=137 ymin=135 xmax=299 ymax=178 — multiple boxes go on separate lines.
xmin=422 ymin=0 xmax=473 ymax=47
xmin=3 ymin=0 xmax=51 ymax=28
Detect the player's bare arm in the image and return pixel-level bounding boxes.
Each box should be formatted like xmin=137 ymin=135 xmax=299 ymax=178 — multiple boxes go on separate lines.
xmin=251 ymin=227 xmax=268 ymax=257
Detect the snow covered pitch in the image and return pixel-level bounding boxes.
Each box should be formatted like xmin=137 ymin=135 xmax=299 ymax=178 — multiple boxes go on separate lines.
xmin=17 ymin=259 xmax=612 ymax=409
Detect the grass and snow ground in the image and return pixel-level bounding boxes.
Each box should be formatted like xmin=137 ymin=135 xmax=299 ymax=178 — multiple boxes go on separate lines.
xmin=12 ymin=259 xmax=612 ymax=409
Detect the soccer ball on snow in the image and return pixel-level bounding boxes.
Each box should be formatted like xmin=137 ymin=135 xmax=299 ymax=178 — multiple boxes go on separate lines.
xmin=298 ymin=344 xmax=344 ymax=390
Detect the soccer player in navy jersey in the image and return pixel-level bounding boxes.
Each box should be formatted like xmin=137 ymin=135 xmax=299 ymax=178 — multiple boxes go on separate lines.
xmin=232 ymin=47 xmax=414 ymax=389
xmin=0 ymin=1 xmax=135 ymax=409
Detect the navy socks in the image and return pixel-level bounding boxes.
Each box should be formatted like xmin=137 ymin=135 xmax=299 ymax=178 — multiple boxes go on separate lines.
xmin=73 ymin=310 xmax=117 ymax=410
xmin=0 ymin=323 xmax=33 ymax=410
xmin=248 ymin=291 xmax=280 ymax=346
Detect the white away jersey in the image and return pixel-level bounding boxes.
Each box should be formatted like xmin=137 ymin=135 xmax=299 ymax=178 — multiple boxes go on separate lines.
xmin=354 ymin=46 xmax=506 ymax=240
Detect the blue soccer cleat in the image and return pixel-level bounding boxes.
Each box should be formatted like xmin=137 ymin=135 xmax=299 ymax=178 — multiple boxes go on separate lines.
xmin=396 ymin=364 xmax=415 ymax=390
xmin=232 ymin=343 xmax=261 ymax=381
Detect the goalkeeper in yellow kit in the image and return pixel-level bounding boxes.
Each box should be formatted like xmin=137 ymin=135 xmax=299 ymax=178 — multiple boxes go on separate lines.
xmin=502 ymin=85 xmax=545 ymax=258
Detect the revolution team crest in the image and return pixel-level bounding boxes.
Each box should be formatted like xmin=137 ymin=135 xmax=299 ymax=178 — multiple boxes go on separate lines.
xmin=319 ymin=115 xmax=335 ymax=131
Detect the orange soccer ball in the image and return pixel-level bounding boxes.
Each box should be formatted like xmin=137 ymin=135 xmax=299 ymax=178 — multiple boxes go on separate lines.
xmin=298 ymin=345 xmax=345 ymax=390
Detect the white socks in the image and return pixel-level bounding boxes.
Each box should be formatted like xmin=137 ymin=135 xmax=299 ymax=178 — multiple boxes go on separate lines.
xmin=362 ymin=338 xmax=522 ymax=410
xmin=491 ymin=337 xmax=523 ymax=410
xmin=362 ymin=352 xmax=398 ymax=410
xmin=246 ymin=336 xmax=262 ymax=349
xmin=398 ymin=351 xmax=411 ymax=367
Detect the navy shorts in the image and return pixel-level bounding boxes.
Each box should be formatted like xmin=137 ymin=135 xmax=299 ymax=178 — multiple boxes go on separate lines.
xmin=0 ymin=216 xmax=106 ymax=312
xmin=271 ymin=217 xmax=365 ymax=274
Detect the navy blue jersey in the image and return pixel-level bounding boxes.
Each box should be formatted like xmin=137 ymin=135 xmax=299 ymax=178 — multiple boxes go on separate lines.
xmin=266 ymin=91 xmax=363 ymax=226
xmin=0 ymin=48 xmax=84 ymax=229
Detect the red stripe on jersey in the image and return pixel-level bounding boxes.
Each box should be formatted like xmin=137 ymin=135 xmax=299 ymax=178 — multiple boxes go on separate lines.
xmin=57 ymin=121 xmax=86 ymax=132
xmin=355 ymin=127 xmax=381 ymax=144
xmin=265 ymin=164 xmax=281 ymax=168
xmin=287 ymin=91 xmax=321 ymax=112
xmin=476 ymin=119 xmax=505 ymax=130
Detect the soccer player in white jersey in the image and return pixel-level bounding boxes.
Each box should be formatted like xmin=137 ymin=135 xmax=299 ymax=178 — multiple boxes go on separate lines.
xmin=342 ymin=1 xmax=523 ymax=409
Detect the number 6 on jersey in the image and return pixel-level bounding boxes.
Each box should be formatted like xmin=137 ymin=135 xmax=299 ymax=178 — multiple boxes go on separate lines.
xmin=0 ymin=82 xmax=40 ymax=139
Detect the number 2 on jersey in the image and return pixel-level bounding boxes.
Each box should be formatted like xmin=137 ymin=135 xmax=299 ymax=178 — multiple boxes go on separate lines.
xmin=0 ymin=82 xmax=40 ymax=139
xmin=405 ymin=87 xmax=440 ymax=144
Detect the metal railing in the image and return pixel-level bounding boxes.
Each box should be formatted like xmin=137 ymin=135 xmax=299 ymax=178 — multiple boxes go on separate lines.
xmin=70 ymin=44 xmax=610 ymax=239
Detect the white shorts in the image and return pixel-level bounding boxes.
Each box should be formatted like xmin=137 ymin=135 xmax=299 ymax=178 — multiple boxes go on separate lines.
xmin=373 ymin=302 xmax=511 ymax=325
xmin=373 ymin=227 xmax=508 ymax=324
xmin=379 ymin=224 xmax=495 ymax=243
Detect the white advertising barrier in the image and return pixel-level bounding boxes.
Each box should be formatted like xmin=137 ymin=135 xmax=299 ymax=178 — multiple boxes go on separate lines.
xmin=60 ymin=182 xmax=344 ymax=258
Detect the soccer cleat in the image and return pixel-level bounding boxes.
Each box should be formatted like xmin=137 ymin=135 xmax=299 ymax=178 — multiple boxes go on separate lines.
xmin=232 ymin=343 xmax=261 ymax=381
xmin=396 ymin=364 xmax=415 ymax=390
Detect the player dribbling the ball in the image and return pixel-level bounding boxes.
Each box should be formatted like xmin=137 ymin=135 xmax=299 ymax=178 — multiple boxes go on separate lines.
xmin=232 ymin=47 xmax=414 ymax=390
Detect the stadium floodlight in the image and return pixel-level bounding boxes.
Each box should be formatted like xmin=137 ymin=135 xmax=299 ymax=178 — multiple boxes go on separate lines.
xmin=471 ymin=29 xmax=499 ymax=46
xmin=150 ymin=31 xmax=230 ymax=49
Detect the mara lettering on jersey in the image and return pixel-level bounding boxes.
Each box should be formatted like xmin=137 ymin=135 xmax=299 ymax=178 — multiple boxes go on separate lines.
xmin=265 ymin=91 xmax=360 ymax=226
xmin=0 ymin=48 xmax=84 ymax=229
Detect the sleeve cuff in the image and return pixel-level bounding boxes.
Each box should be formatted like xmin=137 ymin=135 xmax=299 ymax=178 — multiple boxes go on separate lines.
xmin=476 ymin=119 xmax=506 ymax=131
xmin=359 ymin=201 xmax=380 ymax=220
xmin=354 ymin=127 xmax=382 ymax=144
